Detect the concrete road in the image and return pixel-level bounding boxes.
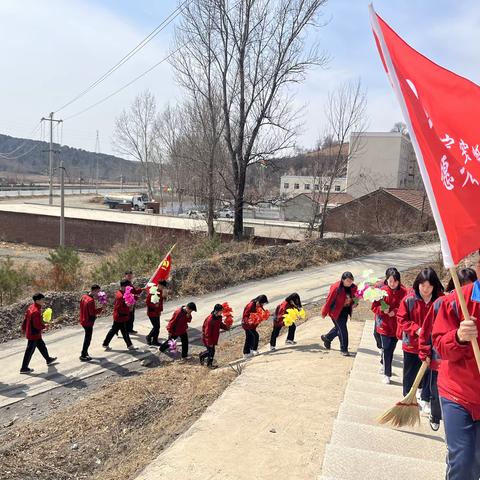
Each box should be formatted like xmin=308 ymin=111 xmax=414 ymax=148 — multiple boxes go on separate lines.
xmin=0 ymin=243 xmax=439 ymax=409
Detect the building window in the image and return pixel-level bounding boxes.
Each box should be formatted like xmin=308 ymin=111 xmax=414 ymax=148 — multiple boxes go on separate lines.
xmin=334 ymin=185 xmax=341 ymax=192
xmin=314 ymin=184 xmax=320 ymax=190
xmin=283 ymin=183 xmax=289 ymax=189
xmin=294 ymin=183 xmax=300 ymax=189
xmin=304 ymin=184 xmax=310 ymax=190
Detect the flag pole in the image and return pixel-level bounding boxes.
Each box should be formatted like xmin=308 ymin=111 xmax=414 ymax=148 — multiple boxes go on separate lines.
xmin=146 ymin=243 xmax=177 ymax=286
xmin=449 ymin=267 xmax=480 ymax=372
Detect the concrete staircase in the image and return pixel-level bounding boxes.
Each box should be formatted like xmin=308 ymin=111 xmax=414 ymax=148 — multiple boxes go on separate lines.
xmin=319 ymin=321 xmax=447 ymax=480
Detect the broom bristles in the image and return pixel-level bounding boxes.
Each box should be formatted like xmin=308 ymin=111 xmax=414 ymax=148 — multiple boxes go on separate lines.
xmin=376 ymin=362 xmax=428 ymax=428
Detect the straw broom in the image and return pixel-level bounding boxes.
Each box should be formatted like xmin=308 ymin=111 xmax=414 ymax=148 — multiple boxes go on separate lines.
xmin=377 ymin=361 xmax=428 ymax=427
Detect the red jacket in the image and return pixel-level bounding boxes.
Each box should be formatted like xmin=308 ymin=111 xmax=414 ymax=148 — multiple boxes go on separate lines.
xmin=273 ymin=301 xmax=289 ymax=328
xmin=433 ymin=282 xmax=480 ymax=420
xmin=22 ymin=303 xmax=45 ymax=341
xmin=79 ymin=294 xmax=103 ymax=327
xmin=146 ymin=291 xmax=163 ymax=318
xmin=202 ymin=313 xmax=228 ymax=346
xmin=396 ymin=293 xmax=439 ymax=354
xmin=113 ymin=290 xmax=131 ymax=323
xmin=418 ymin=295 xmax=449 ymax=371
xmin=321 ymin=281 xmax=358 ymax=321
xmin=372 ymin=285 xmax=408 ymax=337
xmin=166 ymin=307 xmax=192 ymax=336
xmin=242 ymin=301 xmax=258 ymax=331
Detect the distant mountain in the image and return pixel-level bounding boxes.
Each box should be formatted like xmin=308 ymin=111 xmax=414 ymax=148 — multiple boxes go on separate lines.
xmin=0 ymin=134 xmax=144 ymax=184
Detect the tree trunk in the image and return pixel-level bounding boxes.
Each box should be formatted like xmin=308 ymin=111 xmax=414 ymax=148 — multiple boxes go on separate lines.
xmin=207 ymin=152 xmax=215 ymax=238
xmin=233 ymin=171 xmax=246 ymax=241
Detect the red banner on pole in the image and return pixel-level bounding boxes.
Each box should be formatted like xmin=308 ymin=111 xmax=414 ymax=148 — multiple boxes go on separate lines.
xmin=149 ymin=254 xmax=172 ymax=285
xmin=370 ymin=6 xmax=480 ymax=267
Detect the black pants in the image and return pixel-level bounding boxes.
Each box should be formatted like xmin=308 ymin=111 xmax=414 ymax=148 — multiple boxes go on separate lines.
xmin=21 ymin=339 xmax=50 ymax=370
xmin=430 ymin=369 xmax=442 ymax=422
xmin=147 ymin=316 xmax=160 ymax=344
xmin=243 ymin=329 xmax=259 ymax=354
xmin=441 ymin=397 xmax=480 ymax=480
xmin=380 ymin=335 xmax=397 ymax=377
xmin=160 ymin=333 xmax=189 ymax=358
xmin=324 ymin=309 xmax=349 ymax=352
xmin=81 ymin=326 xmax=93 ymax=357
xmin=199 ymin=346 xmax=215 ymax=366
xmin=103 ymin=322 xmax=132 ymax=348
xmin=126 ymin=307 xmax=135 ymax=332
xmin=374 ymin=325 xmax=383 ymax=350
xmin=402 ymin=351 xmax=430 ymax=399
xmin=270 ymin=324 xmax=296 ymax=347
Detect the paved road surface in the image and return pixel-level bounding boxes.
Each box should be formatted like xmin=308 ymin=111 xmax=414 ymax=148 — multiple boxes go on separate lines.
xmin=0 ymin=243 xmax=439 ymax=409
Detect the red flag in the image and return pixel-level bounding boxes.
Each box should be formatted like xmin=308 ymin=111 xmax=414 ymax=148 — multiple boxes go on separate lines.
xmin=370 ymin=6 xmax=480 ymax=267
xmin=149 ymin=254 xmax=172 ymax=285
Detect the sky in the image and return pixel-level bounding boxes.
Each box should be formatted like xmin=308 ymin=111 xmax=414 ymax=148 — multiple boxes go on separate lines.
xmin=0 ymin=0 xmax=479 ymax=157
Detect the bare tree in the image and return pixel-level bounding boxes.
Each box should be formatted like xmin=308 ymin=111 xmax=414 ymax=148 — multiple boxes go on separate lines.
xmin=315 ymin=79 xmax=367 ymax=238
xmin=171 ymin=0 xmax=328 ymax=240
xmin=390 ymin=121 xmax=409 ymax=136
xmin=113 ymin=90 xmax=159 ymax=198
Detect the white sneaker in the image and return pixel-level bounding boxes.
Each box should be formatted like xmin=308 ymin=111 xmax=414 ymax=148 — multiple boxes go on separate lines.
xmin=285 ymin=340 xmax=297 ymax=345
xmin=252 ymin=350 xmax=260 ymax=356
xmin=423 ymin=401 xmax=431 ymax=415
xmin=416 ymin=389 xmax=422 ymax=402
xmin=270 ymin=346 xmax=276 ymax=352
xmin=127 ymin=345 xmax=139 ymax=351
xmin=378 ymin=366 xmax=384 ymax=374
xmin=382 ymin=375 xmax=391 ymax=384
xmin=378 ymin=348 xmax=383 ymax=355
xmin=418 ymin=399 xmax=426 ymax=410
xmin=244 ymin=353 xmax=253 ymax=359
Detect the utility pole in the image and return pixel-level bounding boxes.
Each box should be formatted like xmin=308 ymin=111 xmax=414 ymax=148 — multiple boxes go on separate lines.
xmin=41 ymin=112 xmax=62 ymax=205
xmin=95 ymin=130 xmax=100 ymax=194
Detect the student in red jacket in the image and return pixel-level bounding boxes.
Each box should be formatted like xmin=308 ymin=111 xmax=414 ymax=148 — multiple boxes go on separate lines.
xmin=79 ymin=284 xmax=103 ymax=362
xmin=419 ymin=268 xmax=476 ymax=432
xmin=433 ymin=280 xmax=480 ymax=480
xmin=242 ymin=294 xmax=269 ymax=358
xmin=20 ymin=293 xmax=57 ymax=374
xmin=146 ymin=280 xmax=167 ymax=346
xmin=123 ymin=270 xmax=144 ymax=334
xmin=270 ymin=293 xmax=302 ymax=351
xmin=199 ymin=304 xmax=230 ymax=368
xmin=321 ymin=272 xmax=357 ymax=356
xmin=397 ymin=267 xmax=443 ymax=398
xmin=372 ymin=267 xmax=408 ymax=384
xmin=159 ymin=302 xmax=197 ymax=359
xmin=102 ymin=280 xmax=138 ymax=351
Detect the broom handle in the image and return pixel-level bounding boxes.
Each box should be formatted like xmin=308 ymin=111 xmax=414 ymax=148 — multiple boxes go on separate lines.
xmin=410 ymin=361 xmax=428 ymax=394
xmin=449 ymin=267 xmax=480 ymax=373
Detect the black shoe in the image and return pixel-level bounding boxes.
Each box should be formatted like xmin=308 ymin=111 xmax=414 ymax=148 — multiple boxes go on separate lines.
xmin=20 ymin=368 xmax=34 ymax=374
xmin=150 ymin=341 xmax=161 ymax=347
xmin=146 ymin=337 xmax=152 ymax=346
xmin=429 ymin=416 xmax=441 ymax=431
xmin=207 ymin=364 xmax=218 ymax=369
xmin=341 ymin=350 xmax=350 ymax=357
xmin=46 ymin=357 xmax=58 ymax=365
xmin=79 ymin=355 xmax=92 ymax=362
xmin=199 ymin=354 xmax=205 ymax=366
xmin=128 ymin=330 xmax=138 ymax=335
xmin=321 ymin=335 xmax=331 ymax=350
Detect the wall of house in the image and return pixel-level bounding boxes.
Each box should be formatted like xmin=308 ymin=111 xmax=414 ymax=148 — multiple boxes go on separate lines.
xmin=280 ymin=195 xmax=316 ymax=222
xmin=280 ymin=175 xmax=347 ymax=197
xmin=324 ymin=190 xmax=434 ymax=235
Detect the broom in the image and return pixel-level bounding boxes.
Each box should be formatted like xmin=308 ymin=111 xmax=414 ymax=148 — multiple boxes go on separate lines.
xmin=377 ymin=361 xmax=428 ymax=428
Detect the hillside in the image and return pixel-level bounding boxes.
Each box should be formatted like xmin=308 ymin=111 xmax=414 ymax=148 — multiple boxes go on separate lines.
xmin=0 ymin=134 xmax=144 ymax=184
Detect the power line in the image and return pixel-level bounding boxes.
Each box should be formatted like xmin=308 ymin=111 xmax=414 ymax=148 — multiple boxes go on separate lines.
xmin=64 ymin=46 xmax=182 ymax=121
xmin=54 ymin=1 xmax=188 ymax=114
xmin=0 ymin=122 xmax=42 ymax=157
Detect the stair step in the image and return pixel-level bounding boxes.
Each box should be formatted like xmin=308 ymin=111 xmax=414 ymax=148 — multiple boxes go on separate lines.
xmin=321 ymin=445 xmax=445 ymax=479
xmin=330 ymin=419 xmax=445 ymax=461
xmin=345 ymin=379 xmax=404 ymax=398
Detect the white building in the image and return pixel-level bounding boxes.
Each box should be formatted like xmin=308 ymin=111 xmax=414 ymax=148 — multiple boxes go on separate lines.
xmin=346 ymin=132 xmax=421 ymax=198
xmin=280 ymin=175 xmax=347 ymax=197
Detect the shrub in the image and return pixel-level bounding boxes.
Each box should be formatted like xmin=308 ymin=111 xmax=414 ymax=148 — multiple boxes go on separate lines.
xmin=47 ymin=246 xmax=83 ymax=290
xmin=0 ymin=257 xmax=31 ymax=306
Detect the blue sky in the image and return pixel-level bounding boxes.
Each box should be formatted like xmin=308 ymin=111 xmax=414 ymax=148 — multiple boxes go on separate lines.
xmin=0 ymin=0 xmax=479 ymax=156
